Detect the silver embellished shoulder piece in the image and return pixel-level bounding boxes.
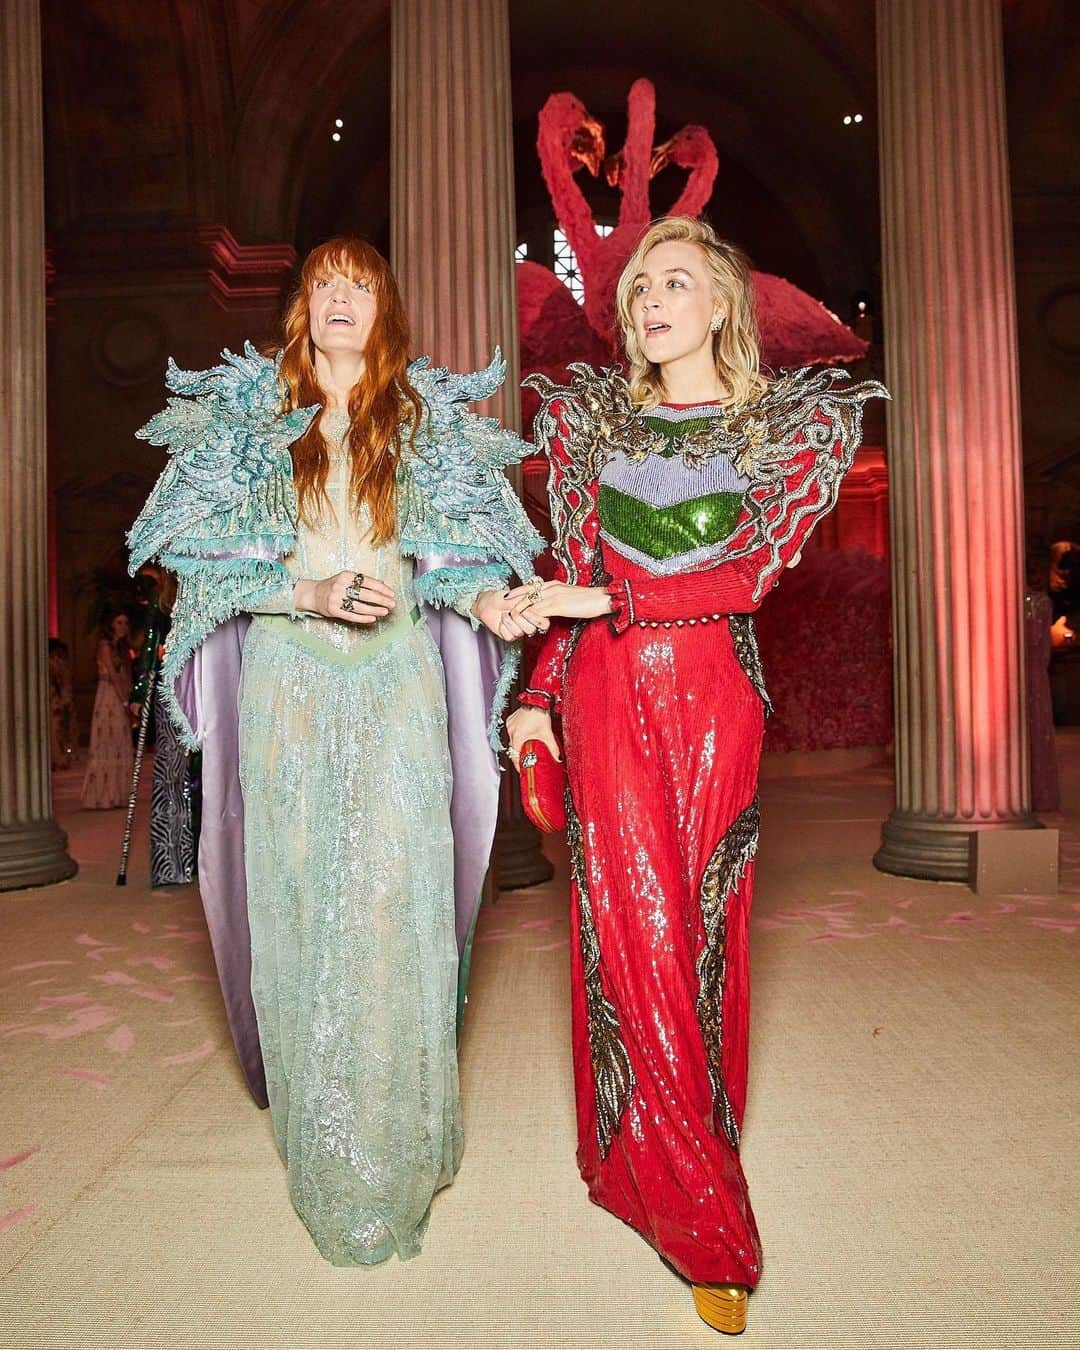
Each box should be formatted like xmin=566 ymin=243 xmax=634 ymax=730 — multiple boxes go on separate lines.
xmin=523 ymin=363 xmax=632 ymax=583
xmin=718 ymin=366 xmax=889 ymax=597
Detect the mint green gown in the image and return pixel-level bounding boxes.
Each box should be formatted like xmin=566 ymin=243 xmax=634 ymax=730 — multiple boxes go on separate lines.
xmin=238 ymin=413 xmax=466 ymax=1264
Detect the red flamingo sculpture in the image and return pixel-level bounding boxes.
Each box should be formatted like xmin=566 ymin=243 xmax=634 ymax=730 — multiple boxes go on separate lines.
xmin=517 ymin=76 xmax=867 ymax=402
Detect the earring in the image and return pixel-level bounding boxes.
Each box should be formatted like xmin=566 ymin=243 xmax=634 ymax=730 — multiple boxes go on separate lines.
xmin=709 ymin=317 xmax=723 ymax=333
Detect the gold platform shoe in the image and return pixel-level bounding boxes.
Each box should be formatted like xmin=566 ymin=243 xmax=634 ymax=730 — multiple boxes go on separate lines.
xmin=691 ymin=1283 xmax=749 ymax=1335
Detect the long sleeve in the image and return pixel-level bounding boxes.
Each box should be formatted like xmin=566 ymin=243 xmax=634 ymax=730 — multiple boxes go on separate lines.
xmin=519 ymin=398 xmax=600 ymax=715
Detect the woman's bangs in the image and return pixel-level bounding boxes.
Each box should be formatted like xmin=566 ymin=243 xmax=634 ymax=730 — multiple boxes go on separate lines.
xmin=302 ymin=240 xmax=378 ymax=291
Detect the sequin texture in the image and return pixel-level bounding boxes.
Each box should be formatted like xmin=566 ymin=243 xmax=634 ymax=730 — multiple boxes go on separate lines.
xmin=238 ymin=415 xmax=461 ymax=1265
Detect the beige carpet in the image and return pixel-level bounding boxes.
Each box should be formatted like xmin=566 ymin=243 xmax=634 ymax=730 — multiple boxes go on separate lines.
xmin=1 ymin=740 xmax=1077 ymax=1349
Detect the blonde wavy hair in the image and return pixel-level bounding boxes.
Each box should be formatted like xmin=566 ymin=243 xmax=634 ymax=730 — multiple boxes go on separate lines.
xmin=615 ymin=216 xmax=767 ymax=410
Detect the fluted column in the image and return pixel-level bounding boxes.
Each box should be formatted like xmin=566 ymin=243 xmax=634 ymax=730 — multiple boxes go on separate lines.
xmin=874 ymin=0 xmax=1051 ymax=888
xmin=0 ymin=0 xmax=77 ymax=890
xmin=390 ymin=0 xmax=551 ymax=888
xmin=391 ymin=0 xmax=520 ymax=432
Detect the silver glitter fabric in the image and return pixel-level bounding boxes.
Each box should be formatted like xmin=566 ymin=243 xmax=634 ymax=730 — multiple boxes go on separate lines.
xmin=237 ymin=412 xmax=461 ymax=1265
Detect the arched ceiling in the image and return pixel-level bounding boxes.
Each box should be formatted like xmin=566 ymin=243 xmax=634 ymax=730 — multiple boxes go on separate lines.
xmin=41 ymin=0 xmax=1075 ymax=320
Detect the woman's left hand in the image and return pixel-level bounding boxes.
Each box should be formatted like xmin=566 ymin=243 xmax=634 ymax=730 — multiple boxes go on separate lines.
xmin=503 ymin=580 xmax=613 ymax=623
xmin=472 ymin=589 xmax=551 ymax=641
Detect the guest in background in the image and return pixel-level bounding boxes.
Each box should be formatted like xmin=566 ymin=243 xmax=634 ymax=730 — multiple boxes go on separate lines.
xmin=81 ymin=612 xmax=134 ymax=809
xmin=48 ymin=638 xmax=77 ymax=771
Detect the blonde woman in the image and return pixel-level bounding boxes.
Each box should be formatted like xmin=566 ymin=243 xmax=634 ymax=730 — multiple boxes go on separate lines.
xmin=507 ymin=216 xmax=885 ymax=1333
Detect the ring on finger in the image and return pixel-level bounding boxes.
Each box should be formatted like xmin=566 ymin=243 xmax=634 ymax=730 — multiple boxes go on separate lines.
xmin=341 ymin=596 xmax=356 ymax=613
xmin=345 ymin=584 xmax=364 ymax=601
xmin=352 ymin=572 xmax=365 ymax=588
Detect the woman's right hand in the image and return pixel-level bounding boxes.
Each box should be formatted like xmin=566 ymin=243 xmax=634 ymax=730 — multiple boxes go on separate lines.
xmin=505 ymin=705 xmax=561 ymax=767
xmin=294 ymin=572 xmax=396 ymax=625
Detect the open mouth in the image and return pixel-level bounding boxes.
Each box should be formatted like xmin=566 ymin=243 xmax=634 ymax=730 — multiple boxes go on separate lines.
xmin=644 ymin=322 xmax=671 ymax=338
xmin=326 ymin=314 xmax=356 ymax=326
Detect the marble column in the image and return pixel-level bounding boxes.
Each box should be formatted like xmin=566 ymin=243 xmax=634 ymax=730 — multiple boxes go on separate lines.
xmin=0 ymin=0 xmax=77 ymax=890
xmin=390 ymin=0 xmax=551 ymax=887
xmin=874 ymin=0 xmax=1054 ymax=890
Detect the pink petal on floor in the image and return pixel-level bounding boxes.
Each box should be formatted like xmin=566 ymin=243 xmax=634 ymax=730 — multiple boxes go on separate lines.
xmin=126 ymin=955 xmax=176 ymax=972
xmin=158 ymin=930 xmax=208 ymax=944
xmin=944 ymin=911 xmax=978 ymax=923
xmin=518 ymin=918 xmax=556 ymax=931
xmin=131 ymin=921 xmax=152 ymax=934
xmin=4 ymin=1006 xmax=114 ymax=1040
xmin=916 ymin=933 xmax=962 ymax=942
xmin=25 ymin=978 xmax=58 ymax=987
xmin=993 ymin=903 xmax=1020 ymax=914
xmin=10 ymin=960 xmax=73 ymax=972
xmin=84 ymin=947 xmax=128 ymax=962
xmin=811 ymin=930 xmax=871 ymax=941
xmin=38 ymin=994 xmax=92 ymax=1006
xmin=58 ymin=1069 xmax=109 ymax=1088
xmin=169 ymin=973 xmax=215 ymax=984
xmin=1028 ymin=916 xmax=1079 ymax=933
xmin=752 ymin=918 xmax=792 ymax=931
xmin=129 ymin=986 xmax=175 ymax=1003
xmin=532 ymin=940 xmax=569 ymax=951
xmin=475 ymin=932 xmax=513 ymax=943
xmin=105 ymin=1024 xmax=135 ymax=1054
xmin=881 ymin=915 xmax=912 ymax=928
xmin=0 ymin=1148 xmax=39 ymax=1170
xmin=74 ymin=934 xmax=106 ymax=947
xmin=160 ymin=1038 xmax=216 ymax=1066
xmin=0 ymin=1203 xmax=38 ymax=1231
xmin=894 ymin=899 xmax=915 ymax=909
xmin=829 ymin=889 xmax=866 ymax=897
xmin=93 ymin=971 xmax=137 ymax=986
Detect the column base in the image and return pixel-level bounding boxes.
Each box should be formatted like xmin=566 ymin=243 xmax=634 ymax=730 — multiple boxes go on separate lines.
xmin=0 ymin=817 xmax=78 ymax=892
xmin=874 ymin=811 xmax=1044 ymax=887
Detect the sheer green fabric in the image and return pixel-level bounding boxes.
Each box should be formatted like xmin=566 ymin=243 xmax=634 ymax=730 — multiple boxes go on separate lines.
xmin=237 ymin=417 xmax=461 ymax=1264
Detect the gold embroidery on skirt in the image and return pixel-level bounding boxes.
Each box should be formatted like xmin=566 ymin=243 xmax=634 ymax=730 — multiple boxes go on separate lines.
xmin=728 ymin=614 xmax=772 ymax=714
xmin=696 ymin=799 xmax=761 ymax=1148
xmin=565 ymin=794 xmax=636 ymax=1160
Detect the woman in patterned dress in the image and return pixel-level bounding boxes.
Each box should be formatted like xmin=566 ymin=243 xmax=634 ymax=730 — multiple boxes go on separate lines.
xmin=506 ymin=216 xmax=885 ymax=1334
xmin=81 ymin=612 xmax=134 ymax=809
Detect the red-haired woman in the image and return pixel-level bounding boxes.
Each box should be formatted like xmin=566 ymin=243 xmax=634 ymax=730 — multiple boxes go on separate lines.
xmin=507 ymin=217 xmax=885 ymax=1332
xmin=129 ymin=237 xmax=542 ymax=1265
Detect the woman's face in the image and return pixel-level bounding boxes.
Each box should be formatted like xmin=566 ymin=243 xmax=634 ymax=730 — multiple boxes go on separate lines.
xmin=630 ymin=240 xmax=722 ymax=368
xmin=307 ymin=270 xmax=378 ymax=360
xmin=110 ymin=614 xmax=129 ymax=640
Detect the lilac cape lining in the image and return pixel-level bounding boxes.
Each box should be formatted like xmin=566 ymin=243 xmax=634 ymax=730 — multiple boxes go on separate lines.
xmin=178 ymin=556 xmax=503 ymax=1109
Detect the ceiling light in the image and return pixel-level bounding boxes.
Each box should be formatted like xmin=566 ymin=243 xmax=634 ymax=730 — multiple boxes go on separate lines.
xmin=843 ymin=115 xmax=852 ymax=125
xmin=853 ymin=113 xmax=864 ymax=124
xmin=331 ymin=132 xmax=341 ymax=142
xmin=335 ymin=118 xmax=344 ymax=129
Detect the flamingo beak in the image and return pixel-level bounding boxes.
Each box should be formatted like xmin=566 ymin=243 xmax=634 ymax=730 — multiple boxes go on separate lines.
xmin=650 ymin=137 xmax=675 ymax=177
xmin=570 ymin=115 xmax=606 ymax=176
xmin=603 ymin=150 xmax=625 ymax=188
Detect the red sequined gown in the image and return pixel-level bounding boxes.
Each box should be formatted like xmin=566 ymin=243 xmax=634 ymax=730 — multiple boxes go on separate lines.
xmin=520 ymin=367 xmax=885 ymax=1286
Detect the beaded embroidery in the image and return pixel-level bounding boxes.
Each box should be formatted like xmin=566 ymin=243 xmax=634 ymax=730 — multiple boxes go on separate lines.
xmin=566 ymin=793 xmax=636 ymax=1160
xmin=696 ymin=799 xmax=761 ymax=1148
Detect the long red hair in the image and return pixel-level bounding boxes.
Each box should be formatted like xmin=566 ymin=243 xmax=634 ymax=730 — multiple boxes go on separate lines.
xmin=279 ymin=236 xmax=423 ymax=544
